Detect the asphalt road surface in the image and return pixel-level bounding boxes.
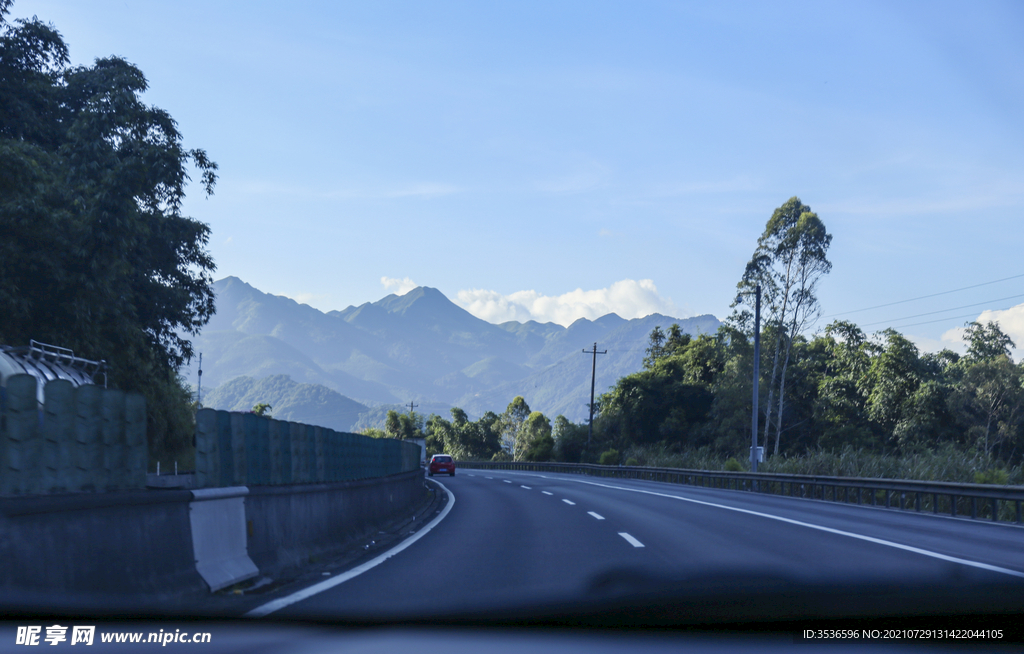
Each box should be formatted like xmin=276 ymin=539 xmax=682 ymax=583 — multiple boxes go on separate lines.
xmin=262 ymin=469 xmax=1024 ymax=620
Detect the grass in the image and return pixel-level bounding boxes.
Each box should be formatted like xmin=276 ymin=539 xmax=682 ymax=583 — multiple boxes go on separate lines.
xmin=617 ymin=443 xmax=1023 ymax=485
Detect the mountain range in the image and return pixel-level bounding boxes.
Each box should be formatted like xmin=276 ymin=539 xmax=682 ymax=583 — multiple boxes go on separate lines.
xmin=183 ymin=277 xmax=721 ymax=429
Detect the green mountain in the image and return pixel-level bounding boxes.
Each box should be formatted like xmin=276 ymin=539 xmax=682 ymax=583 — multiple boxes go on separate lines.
xmin=183 ymin=277 xmax=721 ymax=425
xmin=201 ymin=374 xmax=368 ymax=432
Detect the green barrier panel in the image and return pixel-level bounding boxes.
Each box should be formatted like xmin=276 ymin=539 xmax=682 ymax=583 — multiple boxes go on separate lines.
xmin=2 ymin=375 xmax=40 ymax=494
xmin=243 ymin=412 xmax=260 ymax=485
xmin=257 ymin=415 xmax=270 ymax=484
xmin=280 ymin=420 xmax=292 ymax=484
xmin=195 ymin=408 xmax=218 ymax=488
xmin=41 ymin=379 xmax=74 ymax=493
xmin=268 ymin=419 xmax=282 ymax=484
xmin=216 ymin=410 xmax=233 ymax=486
xmin=100 ymin=389 xmax=126 ymax=490
xmin=74 ymin=384 xmax=103 ymax=492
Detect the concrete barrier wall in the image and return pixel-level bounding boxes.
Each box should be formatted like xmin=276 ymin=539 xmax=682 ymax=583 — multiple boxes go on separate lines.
xmin=0 ymin=489 xmax=203 ymax=603
xmin=0 ymin=375 xmax=146 ymax=495
xmin=1 ymin=383 xmax=429 ymax=601
xmin=0 ymin=470 xmax=428 ymax=602
xmin=246 ymin=469 xmax=426 ymax=577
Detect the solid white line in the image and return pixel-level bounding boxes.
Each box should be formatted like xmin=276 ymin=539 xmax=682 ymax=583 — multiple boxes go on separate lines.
xmin=245 ymin=479 xmax=456 ymax=618
xmin=588 ymin=511 xmax=605 ymax=520
xmin=562 ymin=499 xmax=575 ymax=505
xmin=521 ymin=485 xmax=531 ymax=489
xmin=542 ymin=491 xmax=553 ymax=496
xmin=561 ymin=477 xmax=1024 ymax=580
xmin=619 ymin=532 xmax=644 ymax=547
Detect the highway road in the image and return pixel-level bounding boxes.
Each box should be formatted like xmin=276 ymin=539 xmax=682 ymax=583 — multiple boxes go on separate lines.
xmin=256 ymin=468 xmax=1024 ymax=621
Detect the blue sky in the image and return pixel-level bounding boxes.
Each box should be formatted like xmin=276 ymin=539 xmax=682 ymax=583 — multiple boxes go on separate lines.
xmin=15 ymin=0 xmax=1024 ymax=355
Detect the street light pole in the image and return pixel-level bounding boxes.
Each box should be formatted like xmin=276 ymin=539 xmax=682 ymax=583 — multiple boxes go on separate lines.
xmin=751 ymin=285 xmax=761 ymax=473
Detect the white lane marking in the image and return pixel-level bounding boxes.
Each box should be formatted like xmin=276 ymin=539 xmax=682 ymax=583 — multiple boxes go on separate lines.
xmin=562 ymin=499 xmax=576 ymax=505
xmin=245 ymin=479 xmax=456 ymax=617
xmin=503 ymin=480 xmax=512 ymax=484
xmin=485 ymin=477 xmax=493 ymax=479
xmin=542 ymin=491 xmax=553 ymax=496
xmin=588 ymin=511 xmax=605 ymax=520
xmin=619 ymin=532 xmax=645 ymax=547
xmin=546 ymin=476 xmax=1024 ymax=581
xmin=521 ymin=485 xmax=532 ymax=489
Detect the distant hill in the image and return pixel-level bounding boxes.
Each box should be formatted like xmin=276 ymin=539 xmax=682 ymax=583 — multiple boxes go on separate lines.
xmin=183 ymin=277 xmax=721 ymax=424
xmin=201 ymin=374 xmax=368 ymax=432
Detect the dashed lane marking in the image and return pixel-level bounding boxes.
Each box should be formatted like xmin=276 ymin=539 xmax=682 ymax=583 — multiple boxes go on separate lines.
xmin=510 ymin=472 xmax=1024 ymax=581
xmin=521 ymin=485 xmax=532 ymax=489
xmin=542 ymin=491 xmax=553 ymax=496
xmin=562 ymin=499 xmax=576 ymax=505
xmin=588 ymin=511 xmax=605 ymax=520
xmin=619 ymin=533 xmax=644 ymax=547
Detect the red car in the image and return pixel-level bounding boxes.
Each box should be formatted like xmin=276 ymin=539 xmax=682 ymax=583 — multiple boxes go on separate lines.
xmin=428 ymin=454 xmax=455 ymax=477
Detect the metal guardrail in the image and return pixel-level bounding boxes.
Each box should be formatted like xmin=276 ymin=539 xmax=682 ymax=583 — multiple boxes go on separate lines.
xmin=458 ymin=461 xmax=1024 ymax=525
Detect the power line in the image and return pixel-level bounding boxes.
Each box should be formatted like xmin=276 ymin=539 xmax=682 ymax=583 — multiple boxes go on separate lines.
xmin=858 ymin=293 xmax=1024 ymax=328
xmin=823 ymin=273 xmax=1024 ymax=318
xmin=889 ymin=308 xmax=1016 ymax=330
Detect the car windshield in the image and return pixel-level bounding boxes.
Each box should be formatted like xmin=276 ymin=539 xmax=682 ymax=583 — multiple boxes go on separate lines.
xmin=2 ymin=0 xmax=1023 ymax=648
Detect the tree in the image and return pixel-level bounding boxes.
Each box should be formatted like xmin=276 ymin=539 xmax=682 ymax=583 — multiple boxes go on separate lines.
xmin=498 ymin=396 xmax=531 ymax=460
xmin=814 ymin=321 xmax=875 ymax=449
xmin=732 ymin=197 xmax=832 ymax=456
xmin=949 ymin=357 xmax=1023 ymax=457
xmin=384 ymin=409 xmax=423 ymax=440
xmin=0 ymin=2 xmax=218 ymax=464
xmin=643 ymin=326 xmax=666 ymax=369
xmin=964 ymin=321 xmax=1015 ymax=362
xmin=596 ymin=346 xmax=714 ymax=448
xmin=520 ymin=411 xmax=554 ymax=461
xmin=553 ymin=415 xmax=587 ymax=462
xmin=252 ymin=403 xmax=272 ymax=418
xmin=863 ymin=329 xmax=924 ymax=436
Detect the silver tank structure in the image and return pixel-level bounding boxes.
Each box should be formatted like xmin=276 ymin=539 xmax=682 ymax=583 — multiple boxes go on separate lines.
xmin=0 ymin=340 xmax=106 ymax=406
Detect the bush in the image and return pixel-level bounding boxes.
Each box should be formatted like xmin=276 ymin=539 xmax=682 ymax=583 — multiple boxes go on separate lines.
xmin=624 ymin=457 xmax=639 ymax=466
xmin=599 ymin=448 xmax=621 ymax=465
xmin=724 ymin=457 xmax=743 ymax=472
xmin=974 ymin=469 xmax=1010 ymax=485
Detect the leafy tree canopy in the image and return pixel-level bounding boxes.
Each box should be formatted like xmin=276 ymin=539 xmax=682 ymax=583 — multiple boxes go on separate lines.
xmin=0 ymin=1 xmax=217 ymax=461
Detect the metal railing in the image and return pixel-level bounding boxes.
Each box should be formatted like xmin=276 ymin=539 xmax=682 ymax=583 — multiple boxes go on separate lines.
xmin=458 ymin=461 xmax=1024 ymax=525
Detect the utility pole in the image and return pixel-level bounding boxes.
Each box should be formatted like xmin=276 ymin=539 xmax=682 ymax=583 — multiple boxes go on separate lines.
xmin=582 ymin=342 xmax=607 ymax=448
xmin=751 ymin=285 xmax=761 ymax=473
xmin=407 ymin=400 xmax=418 ymax=415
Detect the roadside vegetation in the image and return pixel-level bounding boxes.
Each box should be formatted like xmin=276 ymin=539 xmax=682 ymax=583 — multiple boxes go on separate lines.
xmin=419 ymin=199 xmax=1024 ymax=485
xmin=0 ymin=1 xmax=216 ymax=470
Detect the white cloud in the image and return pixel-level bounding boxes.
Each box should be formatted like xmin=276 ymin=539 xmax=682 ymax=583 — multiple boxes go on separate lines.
xmin=455 ymin=279 xmax=683 ymax=326
xmin=940 ymin=302 xmax=1024 ymax=359
xmin=381 ymin=276 xmax=418 ymax=295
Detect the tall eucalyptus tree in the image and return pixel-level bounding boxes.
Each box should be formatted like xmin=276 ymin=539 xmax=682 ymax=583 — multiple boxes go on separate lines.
xmin=733 ymin=198 xmax=832 ymax=455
